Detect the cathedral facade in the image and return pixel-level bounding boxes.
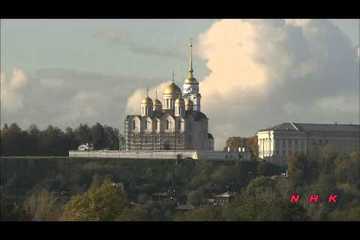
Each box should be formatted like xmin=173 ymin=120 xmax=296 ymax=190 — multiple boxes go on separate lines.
xmin=124 ymin=42 xmax=214 ymax=151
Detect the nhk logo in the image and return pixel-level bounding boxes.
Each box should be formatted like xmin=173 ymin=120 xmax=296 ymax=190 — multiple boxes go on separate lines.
xmin=290 ymin=193 xmax=338 ymax=204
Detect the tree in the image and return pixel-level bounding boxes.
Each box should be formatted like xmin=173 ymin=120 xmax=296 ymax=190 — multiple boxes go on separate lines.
xmin=91 ymin=123 xmax=106 ymax=150
xmin=116 ymin=206 xmax=148 ymax=221
xmin=175 ymin=207 xmax=222 ymax=221
xmin=23 ymin=190 xmax=62 ymax=221
xmin=1 ymin=123 xmax=25 ymax=155
xmin=74 ymin=124 xmax=92 ymax=145
xmin=38 ymin=125 xmax=67 ymax=155
xmin=62 ymin=178 xmax=128 ymax=221
xmin=187 ymin=189 xmax=205 ymax=206
xmin=288 ymin=153 xmax=317 ymax=189
xmin=26 ymin=124 xmax=41 ymax=155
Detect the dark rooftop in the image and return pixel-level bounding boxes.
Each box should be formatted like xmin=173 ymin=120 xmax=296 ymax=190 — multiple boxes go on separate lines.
xmin=259 ymin=122 xmax=360 ymax=133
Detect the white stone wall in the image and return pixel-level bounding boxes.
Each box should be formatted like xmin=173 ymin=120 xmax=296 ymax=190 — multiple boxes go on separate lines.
xmin=69 ymin=150 xmax=251 ymax=161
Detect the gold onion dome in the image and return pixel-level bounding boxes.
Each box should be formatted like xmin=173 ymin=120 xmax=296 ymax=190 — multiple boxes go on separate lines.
xmin=163 ymin=82 xmax=181 ymax=95
xmin=141 ymin=96 xmax=153 ymax=104
xmin=185 ymin=75 xmax=198 ymax=84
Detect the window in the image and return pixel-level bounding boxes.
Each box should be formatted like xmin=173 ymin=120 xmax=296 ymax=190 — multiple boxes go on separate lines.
xmin=144 ymin=120 xmax=148 ymax=129
xmin=166 ymin=120 xmax=170 ymax=130
xmin=132 ymin=120 xmax=136 ymax=130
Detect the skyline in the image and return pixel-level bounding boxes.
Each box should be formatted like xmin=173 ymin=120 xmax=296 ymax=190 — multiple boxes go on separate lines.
xmin=1 ymin=19 xmax=359 ymax=149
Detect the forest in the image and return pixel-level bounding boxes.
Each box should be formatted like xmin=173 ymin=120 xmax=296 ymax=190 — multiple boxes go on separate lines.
xmin=0 ymin=123 xmax=359 ymax=221
xmin=1 ymin=150 xmax=359 ymax=221
xmin=0 ymin=123 xmax=122 ymax=156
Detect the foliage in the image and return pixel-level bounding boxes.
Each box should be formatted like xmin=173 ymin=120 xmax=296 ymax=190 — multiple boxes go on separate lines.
xmin=62 ymin=178 xmax=128 ymax=221
xmin=0 ymin=137 xmax=359 ymax=221
xmin=23 ymin=190 xmax=62 ymax=221
xmin=0 ymin=123 xmax=120 ymax=156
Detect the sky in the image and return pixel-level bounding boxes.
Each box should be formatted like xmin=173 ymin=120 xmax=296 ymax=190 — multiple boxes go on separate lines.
xmin=1 ymin=19 xmax=359 ymax=149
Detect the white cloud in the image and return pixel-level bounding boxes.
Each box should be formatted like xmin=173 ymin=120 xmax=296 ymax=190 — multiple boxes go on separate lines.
xmin=126 ymin=19 xmax=359 ymax=150
xmin=1 ymin=68 xmax=28 ymax=113
xmin=39 ymin=78 xmax=64 ymax=88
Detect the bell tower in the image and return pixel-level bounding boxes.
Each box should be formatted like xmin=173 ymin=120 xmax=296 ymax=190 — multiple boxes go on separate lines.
xmin=183 ymin=39 xmax=201 ymax=112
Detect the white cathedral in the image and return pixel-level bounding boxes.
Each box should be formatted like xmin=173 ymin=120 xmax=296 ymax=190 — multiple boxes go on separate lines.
xmin=124 ymin=42 xmax=214 ymax=151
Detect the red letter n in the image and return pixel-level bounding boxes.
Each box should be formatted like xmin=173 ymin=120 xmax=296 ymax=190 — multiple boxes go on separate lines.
xmin=328 ymin=194 xmax=338 ymax=203
xmin=308 ymin=194 xmax=320 ymax=204
xmin=290 ymin=193 xmax=301 ymax=204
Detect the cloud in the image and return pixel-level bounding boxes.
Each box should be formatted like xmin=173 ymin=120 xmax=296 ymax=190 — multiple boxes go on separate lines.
xmin=1 ymin=68 xmax=28 ymax=113
xmin=1 ymin=68 xmax=153 ymax=129
xmin=126 ymin=19 xmax=359 ymax=150
xmin=94 ymin=29 xmax=182 ymax=59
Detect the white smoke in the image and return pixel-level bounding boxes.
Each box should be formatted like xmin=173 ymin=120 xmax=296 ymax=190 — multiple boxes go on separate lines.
xmin=1 ymin=68 xmax=28 ymax=113
xmin=127 ymin=19 xmax=359 ymax=150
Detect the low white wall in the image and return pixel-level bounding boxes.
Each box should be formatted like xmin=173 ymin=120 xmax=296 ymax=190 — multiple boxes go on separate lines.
xmin=69 ymin=150 xmax=251 ymax=161
xmin=69 ymin=150 xmax=195 ymax=159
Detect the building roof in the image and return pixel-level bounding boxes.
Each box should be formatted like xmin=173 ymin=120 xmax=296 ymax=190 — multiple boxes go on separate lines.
xmin=215 ymin=192 xmax=235 ymax=198
xmin=258 ymin=122 xmax=360 ymax=133
xmin=163 ymin=82 xmax=181 ymax=95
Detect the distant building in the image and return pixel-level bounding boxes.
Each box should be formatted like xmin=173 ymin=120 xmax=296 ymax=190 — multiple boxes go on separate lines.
xmin=78 ymin=143 xmax=94 ymax=151
xmin=257 ymin=122 xmax=360 ymax=165
xmin=207 ymin=192 xmax=235 ymax=207
xmin=124 ymin=41 xmax=213 ymax=151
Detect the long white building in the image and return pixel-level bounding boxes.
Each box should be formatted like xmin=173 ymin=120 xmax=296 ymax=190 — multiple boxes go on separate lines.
xmin=257 ymin=122 xmax=360 ymax=165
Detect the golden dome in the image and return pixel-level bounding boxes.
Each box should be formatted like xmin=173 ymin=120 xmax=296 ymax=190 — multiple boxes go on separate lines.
xmin=141 ymin=96 xmax=153 ymax=105
xmin=163 ymin=82 xmax=181 ymax=95
xmin=184 ymin=75 xmax=198 ymax=84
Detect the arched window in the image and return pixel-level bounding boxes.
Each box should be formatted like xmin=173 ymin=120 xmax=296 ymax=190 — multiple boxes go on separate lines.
xmin=166 ymin=120 xmax=170 ymax=130
xmin=132 ymin=120 xmax=136 ymax=130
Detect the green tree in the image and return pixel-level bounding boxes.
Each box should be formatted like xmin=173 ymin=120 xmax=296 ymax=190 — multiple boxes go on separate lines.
xmin=62 ymin=178 xmax=128 ymax=221
xmin=23 ymin=190 xmax=62 ymax=221
xmin=91 ymin=123 xmax=106 ymax=149
xmin=175 ymin=207 xmax=222 ymax=221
